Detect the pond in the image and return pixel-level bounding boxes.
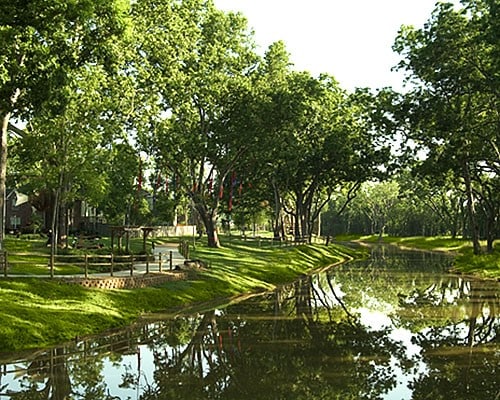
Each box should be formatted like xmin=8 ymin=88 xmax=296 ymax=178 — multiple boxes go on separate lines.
xmin=0 ymin=247 xmax=498 ymax=399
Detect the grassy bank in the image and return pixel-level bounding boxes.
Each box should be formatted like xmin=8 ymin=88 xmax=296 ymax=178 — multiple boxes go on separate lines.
xmin=337 ymin=234 xmax=500 ymax=279
xmin=0 ymin=238 xmax=357 ymax=353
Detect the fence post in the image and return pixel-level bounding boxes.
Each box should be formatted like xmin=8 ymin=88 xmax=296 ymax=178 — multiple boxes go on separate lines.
xmin=50 ymin=253 xmax=54 ymax=278
xmin=110 ymin=253 xmax=114 ymax=277
xmin=3 ymin=251 xmax=7 ymax=277
xmin=169 ymin=251 xmax=173 ymax=270
xmin=158 ymin=252 xmax=162 ymax=272
xmin=84 ymin=254 xmax=88 ymax=279
xmin=146 ymin=255 xmax=150 ymax=274
xmin=130 ymin=255 xmax=134 ymax=276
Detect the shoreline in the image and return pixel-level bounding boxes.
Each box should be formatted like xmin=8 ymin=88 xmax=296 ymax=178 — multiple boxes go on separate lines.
xmin=0 ymin=242 xmax=358 ymax=353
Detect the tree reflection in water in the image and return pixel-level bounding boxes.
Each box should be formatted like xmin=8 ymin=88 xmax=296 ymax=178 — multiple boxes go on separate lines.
xmin=0 ymin=249 xmax=498 ymax=399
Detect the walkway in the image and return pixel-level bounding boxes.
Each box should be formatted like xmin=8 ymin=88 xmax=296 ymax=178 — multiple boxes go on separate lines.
xmin=1 ymin=244 xmax=187 ymax=280
xmin=61 ymin=244 xmax=188 ymax=289
xmin=85 ymin=243 xmax=186 ymax=277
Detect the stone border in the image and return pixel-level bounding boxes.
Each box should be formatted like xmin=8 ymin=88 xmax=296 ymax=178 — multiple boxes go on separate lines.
xmin=60 ymin=272 xmax=187 ymax=289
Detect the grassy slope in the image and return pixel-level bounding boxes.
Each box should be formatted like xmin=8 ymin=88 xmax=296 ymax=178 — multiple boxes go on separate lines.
xmin=0 ymin=238 xmax=358 ymax=353
xmin=337 ymin=234 xmax=500 ymax=279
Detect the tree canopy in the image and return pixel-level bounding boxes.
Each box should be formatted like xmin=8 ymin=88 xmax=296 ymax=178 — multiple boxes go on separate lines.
xmin=392 ymin=0 xmax=499 ymax=253
xmin=0 ymin=0 xmax=497 ymax=252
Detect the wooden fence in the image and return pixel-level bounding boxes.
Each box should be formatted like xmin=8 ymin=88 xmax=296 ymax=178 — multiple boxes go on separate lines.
xmin=0 ymin=250 xmax=176 ymax=278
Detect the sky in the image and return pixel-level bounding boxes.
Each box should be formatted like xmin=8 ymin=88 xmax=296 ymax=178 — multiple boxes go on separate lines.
xmin=213 ymin=0 xmax=452 ymax=92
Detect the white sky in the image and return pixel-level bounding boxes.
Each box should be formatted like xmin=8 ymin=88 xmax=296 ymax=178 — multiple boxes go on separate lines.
xmin=214 ymin=0 xmax=456 ymax=92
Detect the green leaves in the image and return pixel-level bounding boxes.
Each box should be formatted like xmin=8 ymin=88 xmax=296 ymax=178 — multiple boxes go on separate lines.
xmin=1 ymin=0 xmax=131 ymax=116
xmin=393 ymin=0 xmax=499 ymax=253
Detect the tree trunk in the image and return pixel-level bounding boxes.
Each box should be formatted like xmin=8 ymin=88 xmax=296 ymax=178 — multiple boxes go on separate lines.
xmin=205 ymin=216 xmax=220 ymax=248
xmin=0 ymin=111 xmax=9 ymax=250
xmin=0 ymin=79 xmax=22 ymax=250
xmin=294 ymin=194 xmax=303 ymax=241
xmin=271 ymin=180 xmax=282 ymax=240
xmin=49 ymin=187 xmax=61 ymax=278
xmin=485 ymin=213 xmax=495 ymax=253
xmin=194 ymin=202 xmax=220 ymax=248
xmin=462 ymin=161 xmax=482 ymax=255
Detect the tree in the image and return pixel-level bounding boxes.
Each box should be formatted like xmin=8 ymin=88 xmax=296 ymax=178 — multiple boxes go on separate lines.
xmin=260 ymin=73 xmax=391 ymax=242
xmin=9 ymin=59 xmax=137 ymax=260
xmin=393 ymin=0 xmax=500 ymax=253
xmin=99 ymin=142 xmax=140 ymax=225
xmin=398 ymin=171 xmax=465 ymax=237
xmin=355 ymin=181 xmax=400 ymax=239
xmin=0 ymin=0 xmax=130 ymax=249
xmin=131 ymin=0 xmax=260 ymax=247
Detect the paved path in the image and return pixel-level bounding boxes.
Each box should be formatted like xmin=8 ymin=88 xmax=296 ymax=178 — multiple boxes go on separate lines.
xmin=129 ymin=243 xmax=185 ymax=275
xmin=93 ymin=243 xmax=186 ymax=277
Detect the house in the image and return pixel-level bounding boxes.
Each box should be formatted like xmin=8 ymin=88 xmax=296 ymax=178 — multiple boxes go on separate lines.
xmin=5 ymin=190 xmax=43 ymax=233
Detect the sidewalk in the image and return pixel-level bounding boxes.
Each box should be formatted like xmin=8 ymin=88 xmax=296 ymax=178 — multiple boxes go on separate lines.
xmin=127 ymin=243 xmax=186 ymax=275
xmin=93 ymin=243 xmax=186 ymax=277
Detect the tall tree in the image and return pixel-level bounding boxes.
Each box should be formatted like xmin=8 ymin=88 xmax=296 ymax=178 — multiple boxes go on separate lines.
xmin=99 ymin=142 xmax=141 ymax=225
xmin=262 ymin=73 xmax=391 ymax=242
xmin=0 ymin=0 xmax=130 ymax=248
xmin=132 ymin=0 xmax=260 ymax=247
xmin=393 ymin=0 xmax=499 ymax=253
xmin=355 ymin=181 xmax=401 ymax=239
xmin=10 ymin=63 xmax=135 ymax=256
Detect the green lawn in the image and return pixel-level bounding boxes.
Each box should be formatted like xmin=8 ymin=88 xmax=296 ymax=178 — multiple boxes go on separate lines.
xmin=0 ymin=237 xmax=357 ymax=353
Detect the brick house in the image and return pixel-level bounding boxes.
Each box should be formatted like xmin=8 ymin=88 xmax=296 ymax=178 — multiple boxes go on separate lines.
xmin=5 ymin=190 xmax=43 ymax=233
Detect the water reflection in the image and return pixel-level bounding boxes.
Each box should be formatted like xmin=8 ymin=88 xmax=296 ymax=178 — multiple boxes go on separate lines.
xmin=1 ymin=249 xmax=498 ymax=399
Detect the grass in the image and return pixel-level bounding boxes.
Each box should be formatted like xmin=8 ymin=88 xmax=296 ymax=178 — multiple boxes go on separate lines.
xmin=336 ymin=234 xmax=500 ymax=279
xmin=0 ymin=236 xmax=357 ymax=353
xmin=453 ymin=247 xmax=500 ymax=279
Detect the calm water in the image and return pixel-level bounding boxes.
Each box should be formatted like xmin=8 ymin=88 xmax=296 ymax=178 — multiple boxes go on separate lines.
xmin=1 ymin=248 xmax=499 ymax=400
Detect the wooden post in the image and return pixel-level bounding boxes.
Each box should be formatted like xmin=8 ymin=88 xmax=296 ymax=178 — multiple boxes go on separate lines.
xmin=3 ymin=250 xmax=7 ymax=277
xmin=169 ymin=250 xmax=173 ymax=270
xmin=185 ymin=243 xmax=189 ymax=260
xmin=193 ymin=225 xmax=196 ymax=249
xmin=130 ymin=255 xmax=134 ymax=276
xmin=110 ymin=253 xmax=114 ymax=277
xmin=84 ymin=254 xmax=88 ymax=279
xmin=158 ymin=252 xmax=162 ymax=272
xmin=50 ymin=253 xmax=54 ymax=278
xmin=146 ymin=255 xmax=149 ymax=274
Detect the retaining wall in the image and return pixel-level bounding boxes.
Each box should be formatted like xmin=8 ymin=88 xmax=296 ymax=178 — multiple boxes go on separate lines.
xmin=61 ymin=272 xmax=187 ymax=289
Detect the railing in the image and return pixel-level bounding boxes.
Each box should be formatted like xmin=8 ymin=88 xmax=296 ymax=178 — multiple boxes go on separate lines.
xmin=236 ymin=235 xmax=318 ymax=247
xmin=0 ymin=251 xmax=177 ymax=278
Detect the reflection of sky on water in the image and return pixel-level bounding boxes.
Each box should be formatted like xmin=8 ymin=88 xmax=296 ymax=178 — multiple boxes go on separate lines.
xmin=0 ymin=362 xmax=25 ymax=394
xmin=0 ymin=345 xmax=171 ymax=399
xmin=99 ymin=346 xmax=155 ymax=399
xmin=319 ymin=273 xmax=427 ymax=399
xmin=356 ymin=307 xmax=428 ymax=400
